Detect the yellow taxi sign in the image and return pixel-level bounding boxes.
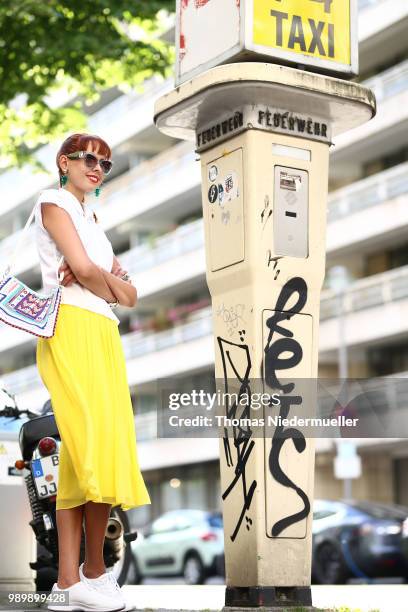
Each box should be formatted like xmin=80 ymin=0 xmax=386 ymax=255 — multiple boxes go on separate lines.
xmin=252 ymin=0 xmax=355 ymax=74
xmin=175 ymin=0 xmax=358 ymax=86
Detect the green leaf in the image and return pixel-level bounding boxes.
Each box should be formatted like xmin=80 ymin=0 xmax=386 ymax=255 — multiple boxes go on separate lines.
xmin=0 ymin=0 xmax=175 ymax=168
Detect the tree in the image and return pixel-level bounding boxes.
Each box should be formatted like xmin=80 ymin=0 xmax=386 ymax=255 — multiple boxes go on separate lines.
xmin=0 ymin=1 xmax=175 ymax=169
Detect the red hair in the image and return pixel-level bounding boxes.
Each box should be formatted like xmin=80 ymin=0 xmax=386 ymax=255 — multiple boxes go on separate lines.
xmin=56 ymin=133 xmax=112 ymax=223
xmin=56 ymin=133 xmax=111 ymax=182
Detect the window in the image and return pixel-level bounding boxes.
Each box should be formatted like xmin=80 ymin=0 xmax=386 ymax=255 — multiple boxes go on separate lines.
xmin=151 ymin=515 xmax=178 ymax=534
xmin=313 ymin=510 xmax=338 ymax=520
xmin=208 ymin=513 xmax=223 ymax=528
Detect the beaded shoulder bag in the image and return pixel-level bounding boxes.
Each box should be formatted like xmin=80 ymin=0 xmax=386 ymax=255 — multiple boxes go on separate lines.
xmin=0 ymin=201 xmax=64 ymax=338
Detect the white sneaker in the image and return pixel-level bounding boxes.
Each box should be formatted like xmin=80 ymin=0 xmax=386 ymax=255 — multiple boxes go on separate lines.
xmin=79 ymin=564 xmax=134 ymax=612
xmin=47 ymin=580 xmax=125 ymax=611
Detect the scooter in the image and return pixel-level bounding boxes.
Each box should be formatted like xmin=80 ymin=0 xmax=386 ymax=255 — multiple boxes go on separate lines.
xmin=0 ymin=388 xmax=138 ymax=591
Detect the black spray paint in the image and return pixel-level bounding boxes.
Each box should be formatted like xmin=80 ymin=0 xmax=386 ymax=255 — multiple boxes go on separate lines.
xmin=218 ymin=336 xmax=257 ymax=542
xmin=264 ymin=277 xmax=311 ymax=537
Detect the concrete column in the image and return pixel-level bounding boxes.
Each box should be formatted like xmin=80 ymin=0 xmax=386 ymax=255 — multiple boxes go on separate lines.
xmin=155 ymin=63 xmax=375 ymax=609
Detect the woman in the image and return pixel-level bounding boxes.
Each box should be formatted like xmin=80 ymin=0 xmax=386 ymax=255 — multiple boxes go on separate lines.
xmin=34 ymin=133 xmax=151 ymax=612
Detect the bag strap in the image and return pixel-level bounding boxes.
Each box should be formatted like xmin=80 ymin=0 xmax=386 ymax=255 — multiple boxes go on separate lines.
xmin=2 ymin=199 xmax=65 ymax=283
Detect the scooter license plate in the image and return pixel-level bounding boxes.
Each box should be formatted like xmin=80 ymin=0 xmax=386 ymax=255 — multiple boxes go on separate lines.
xmin=32 ymin=455 xmax=59 ymax=499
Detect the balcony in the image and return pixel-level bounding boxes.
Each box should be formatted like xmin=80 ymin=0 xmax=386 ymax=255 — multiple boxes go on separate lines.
xmin=124 ymin=223 xmax=205 ymax=300
xmin=333 ymin=59 xmax=408 ymax=163
xmin=0 ymin=0 xmax=405 ymax=219
xmin=98 ymin=141 xmax=200 ymax=230
xmin=87 ymin=79 xmax=171 ymax=150
xmin=364 ymin=59 xmax=408 ymax=104
xmin=6 ymin=262 xmax=408 ymax=391
xmin=4 ymin=265 xmax=408 ymax=433
xmin=0 ymin=213 xmax=207 ymax=354
xmin=5 ymin=151 xmax=403 ymax=300
xmin=2 ymin=306 xmax=214 ymax=403
xmin=4 ymin=187 xmax=408 ymax=359
xmin=327 ymin=161 xmax=408 ymax=256
xmin=359 ymin=0 xmax=385 ymax=8
xmin=2 ymin=147 xmax=406 ymax=328
xmin=122 ymin=306 xmax=212 ymax=361
xmin=0 ymin=141 xmax=200 ymax=279
xmin=120 ymin=218 xmax=204 ymax=274
xmin=0 ymin=77 xmax=172 ymax=219
xmin=10 ymin=156 xmax=407 ymax=307
xmin=358 ymin=0 xmax=408 ymax=74
xmin=320 ymin=265 xmax=408 ymax=354
xmin=4 ymin=50 xmax=406 ymax=260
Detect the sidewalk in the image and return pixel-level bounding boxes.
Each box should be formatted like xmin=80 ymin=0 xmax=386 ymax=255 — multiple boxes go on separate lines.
xmin=118 ymin=584 xmax=408 ymax=612
xmin=7 ymin=584 xmax=407 ymax=612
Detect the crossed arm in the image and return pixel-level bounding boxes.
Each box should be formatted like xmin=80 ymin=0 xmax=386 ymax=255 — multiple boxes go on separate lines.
xmin=41 ymin=203 xmax=137 ymax=308
xmin=60 ymin=255 xmax=136 ymax=307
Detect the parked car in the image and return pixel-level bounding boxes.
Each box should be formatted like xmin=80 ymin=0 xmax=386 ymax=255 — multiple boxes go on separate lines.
xmin=312 ymin=499 xmax=408 ymax=584
xmin=209 ymin=498 xmax=408 ymax=586
xmin=129 ymin=509 xmax=224 ymax=584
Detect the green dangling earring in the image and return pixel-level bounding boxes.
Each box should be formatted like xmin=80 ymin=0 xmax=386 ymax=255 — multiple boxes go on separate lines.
xmin=60 ymin=173 xmax=68 ymax=187
xmin=94 ymin=186 xmax=101 ymax=198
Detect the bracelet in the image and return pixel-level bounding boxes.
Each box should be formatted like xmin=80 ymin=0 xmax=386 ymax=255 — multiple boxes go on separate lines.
xmin=108 ymin=273 xmax=130 ymax=307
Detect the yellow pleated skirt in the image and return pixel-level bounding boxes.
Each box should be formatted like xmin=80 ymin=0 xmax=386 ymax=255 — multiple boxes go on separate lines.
xmin=36 ymin=303 xmax=151 ymax=512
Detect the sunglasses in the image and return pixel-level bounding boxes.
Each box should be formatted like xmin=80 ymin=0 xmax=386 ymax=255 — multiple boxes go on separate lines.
xmin=66 ymin=151 xmax=113 ymax=175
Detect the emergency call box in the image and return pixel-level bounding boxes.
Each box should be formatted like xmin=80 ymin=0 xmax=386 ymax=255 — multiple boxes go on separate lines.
xmin=176 ymin=0 xmax=358 ymax=85
xmin=274 ymin=166 xmax=309 ymax=259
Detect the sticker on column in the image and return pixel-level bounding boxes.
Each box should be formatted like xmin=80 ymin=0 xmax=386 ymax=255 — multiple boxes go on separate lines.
xmin=208 ymin=184 xmax=218 ymax=203
xmin=220 ymin=170 xmax=239 ymax=204
xmin=209 ymin=165 xmax=218 ymax=182
xmin=207 ymin=148 xmax=244 ymax=272
xmin=218 ymin=183 xmax=224 ymax=205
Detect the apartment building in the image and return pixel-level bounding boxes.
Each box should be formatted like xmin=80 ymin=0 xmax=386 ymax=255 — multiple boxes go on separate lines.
xmin=1 ymin=0 xmax=408 ymax=527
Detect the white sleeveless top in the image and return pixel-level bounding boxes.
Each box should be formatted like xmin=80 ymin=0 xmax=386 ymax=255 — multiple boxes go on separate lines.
xmin=34 ymin=188 xmax=120 ymax=325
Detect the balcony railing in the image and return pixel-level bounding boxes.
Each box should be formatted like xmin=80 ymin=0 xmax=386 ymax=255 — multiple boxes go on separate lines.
xmin=0 ymin=77 xmax=172 ymax=212
xmin=0 ymin=214 xmax=207 ymax=352
xmin=320 ymin=265 xmax=408 ymax=320
xmin=11 ymin=161 xmax=407 ymax=281
xmin=89 ymin=78 xmax=170 ymax=137
xmin=121 ymin=306 xmax=212 ymax=360
xmin=4 ymin=275 xmax=408 ymax=427
xmin=363 ymin=57 xmax=408 ymax=103
xmin=0 ymin=141 xmax=198 ymax=276
xmin=120 ymin=218 xmax=204 ymax=273
xmin=4 ymin=62 xmax=407 ymax=266
xmin=358 ymin=0 xmax=387 ymax=10
xmin=100 ymin=141 xmax=197 ymax=213
xmin=1 ymin=306 xmax=213 ymax=396
xmin=328 ymin=160 xmax=408 ymax=223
